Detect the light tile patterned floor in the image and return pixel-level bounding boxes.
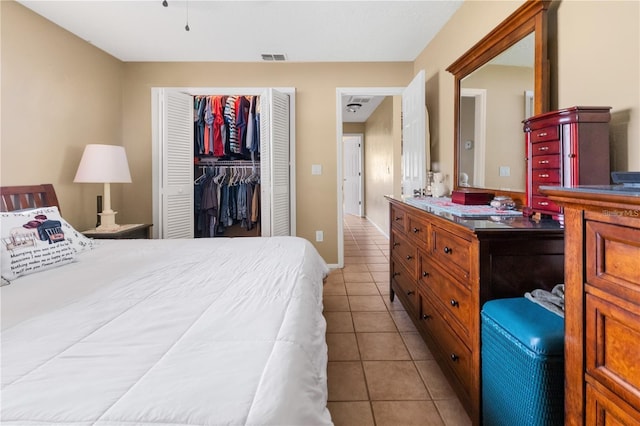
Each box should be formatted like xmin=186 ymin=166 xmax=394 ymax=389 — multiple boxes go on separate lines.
xmin=324 ymin=215 xmax=472 ymax=426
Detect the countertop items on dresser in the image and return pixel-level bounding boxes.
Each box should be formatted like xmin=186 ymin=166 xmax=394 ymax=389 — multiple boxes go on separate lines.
xmin=542 ymin=185 xmax=640 ymax=426
xmin=82 ymin=223 xmax=152 ymax=239
xmin=386 ymin=195 xmax=565 ymax=425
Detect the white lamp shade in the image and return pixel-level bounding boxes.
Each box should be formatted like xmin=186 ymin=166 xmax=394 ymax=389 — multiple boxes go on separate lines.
xmin=74 ymin=144 xmax=132 ymax=183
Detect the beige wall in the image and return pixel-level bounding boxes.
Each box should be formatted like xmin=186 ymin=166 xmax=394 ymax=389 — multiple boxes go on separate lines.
xmin=363 ymin=96 xmax=400 ymax=234
xmin=120 ymin=62 xmax=413 ymax=262
xmin=2 ymin=0 xmax=638 ymax=264
xmin=415 ymin=0 xmax=640 ymax=189
xmin=1 ymin=1 xmax=124 ymax=230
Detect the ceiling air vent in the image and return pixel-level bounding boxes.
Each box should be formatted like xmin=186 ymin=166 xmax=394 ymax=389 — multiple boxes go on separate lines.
xmin=349 ymin=96 xmax=372 ymax=104
xmin=261 ymin=53 xmax=287 ymax=61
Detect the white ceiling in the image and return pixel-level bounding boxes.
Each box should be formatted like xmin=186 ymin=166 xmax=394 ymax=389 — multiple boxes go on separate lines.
xmin=19 ymin=0 xmax=462 ymax=123
xmin=18 ymin=0 xmax=462 ymax=63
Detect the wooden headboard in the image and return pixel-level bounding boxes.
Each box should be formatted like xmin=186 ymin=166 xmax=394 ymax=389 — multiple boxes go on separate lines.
xmin=0 ymin=184 xmax=60 ymax=212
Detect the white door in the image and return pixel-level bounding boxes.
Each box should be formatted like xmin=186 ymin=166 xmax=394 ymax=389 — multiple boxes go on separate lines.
xmin=260 ymin=89 xmax=291 ymax=236
xmin=155 ymin=89 xmax=194 ymax=238
xmin=402 ymin=70 xmax=427 ymax=197
xmin=343 ymin=135 xmax=362 ymax=216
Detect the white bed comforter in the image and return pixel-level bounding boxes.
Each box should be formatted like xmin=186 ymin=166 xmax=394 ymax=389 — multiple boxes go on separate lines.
xmin=1 ymin=237 xmax=332 ymax=426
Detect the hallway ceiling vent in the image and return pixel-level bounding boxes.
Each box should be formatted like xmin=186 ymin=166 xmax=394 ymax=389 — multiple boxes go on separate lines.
xmin=348 ymin=96 xmax=372 ymax=104
xmin=261 ymin=53 xmax=287 ymax=61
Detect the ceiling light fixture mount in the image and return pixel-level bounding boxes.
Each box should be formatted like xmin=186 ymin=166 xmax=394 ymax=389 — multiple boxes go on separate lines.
xmin=346 ymin=103 xmax=362 ymax=113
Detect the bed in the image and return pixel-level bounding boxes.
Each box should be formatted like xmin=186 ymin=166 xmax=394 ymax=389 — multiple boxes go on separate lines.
xmin=0 ymin=184 xmax=333 ymax=426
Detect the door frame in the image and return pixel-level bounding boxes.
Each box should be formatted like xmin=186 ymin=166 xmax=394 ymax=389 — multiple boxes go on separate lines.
xmin=460 ymin=88 xmax=487 ymax=188
xmin=342 ymin=133 xmax=364 ymax=217
xmin=336 ymin=87 xmax=403 ymax=268
xmin=151 ymin=86 xmax=297 ymax=238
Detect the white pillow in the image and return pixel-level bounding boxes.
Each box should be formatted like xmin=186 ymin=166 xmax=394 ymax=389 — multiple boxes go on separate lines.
xmin=0 ymin=206 xmax=91 ymax=282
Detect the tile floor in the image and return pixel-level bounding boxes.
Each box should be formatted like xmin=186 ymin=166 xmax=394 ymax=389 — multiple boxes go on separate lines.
xmin=323 ymin=215 xmax=472 ymax=426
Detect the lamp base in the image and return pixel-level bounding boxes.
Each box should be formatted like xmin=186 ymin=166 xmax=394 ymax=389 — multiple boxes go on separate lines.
xmin=96 ymin=210 xmax=121 ymax=232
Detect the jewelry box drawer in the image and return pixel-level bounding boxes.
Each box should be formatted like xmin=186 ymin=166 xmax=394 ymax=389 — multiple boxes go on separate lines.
xmin=531 ymin=139 xmax=560 ymax=155
xmin=530 ymin=196 xmax=561 ymax=214
xmin=530 ymin=125 xmax=559 ymax=143
xmin=419 ymin=255 xmax=471 ymax=338
xmin=531 ymin=154 xmax=561 ymax=170
xmin=431 ymin=226 xmax=471 ymax=282
xmin=531 ymin=168 xmax=561 ymax=183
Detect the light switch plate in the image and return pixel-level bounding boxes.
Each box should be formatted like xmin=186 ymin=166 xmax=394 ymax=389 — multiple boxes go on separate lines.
xmin=312 ymin=164 xmax=322 ymax=175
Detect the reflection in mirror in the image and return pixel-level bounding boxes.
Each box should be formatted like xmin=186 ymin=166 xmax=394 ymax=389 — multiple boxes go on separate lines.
xmin=458 ymin=33 xmax=534 ymax=192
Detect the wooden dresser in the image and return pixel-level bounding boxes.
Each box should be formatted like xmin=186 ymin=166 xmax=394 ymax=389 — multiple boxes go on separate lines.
xmin=544 ymin=186 xmax=640 ymax=425
xmin=386 ymin=196 xmax=565 ymax=425
xmin=523 ymin=106 xmax=611 ymax=218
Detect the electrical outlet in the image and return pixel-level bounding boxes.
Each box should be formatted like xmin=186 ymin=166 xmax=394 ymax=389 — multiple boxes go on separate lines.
xmin=315 ymin=230 xmax=323 ymax=242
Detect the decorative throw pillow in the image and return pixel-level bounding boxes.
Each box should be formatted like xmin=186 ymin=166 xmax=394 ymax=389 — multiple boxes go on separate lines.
xmin=0 ymin=206 xmax=90 ymax=282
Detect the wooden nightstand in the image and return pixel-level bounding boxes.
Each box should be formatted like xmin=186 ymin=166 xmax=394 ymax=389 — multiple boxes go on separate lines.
xmin=82 ymin=224 xmax=152 ymax=240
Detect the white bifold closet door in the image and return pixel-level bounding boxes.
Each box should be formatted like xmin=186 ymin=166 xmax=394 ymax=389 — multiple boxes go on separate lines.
xmin=153 ymin=88 xmax=291 ymax=239
xmin=260 ymin=89 xmax=290 ymax=237
xmin=157 ymin=90 xmax=195 ymax=239
xmin=401 ymin=70 xmax=428 ymax=197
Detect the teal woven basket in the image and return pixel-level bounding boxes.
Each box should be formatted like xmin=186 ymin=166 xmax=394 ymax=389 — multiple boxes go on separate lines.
xmin=481 ymin=298 xmax=565 ymax=426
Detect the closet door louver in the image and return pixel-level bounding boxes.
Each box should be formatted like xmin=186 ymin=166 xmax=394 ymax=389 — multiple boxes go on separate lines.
xmin=160 ymin=90 xmax=194 ymax=238
xmin=260 ymin=89 xmax=291 ymax=237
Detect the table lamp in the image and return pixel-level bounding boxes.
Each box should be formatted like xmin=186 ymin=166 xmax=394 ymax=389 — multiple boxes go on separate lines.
xmin=74 ymin=144 xmax=132 ymax=231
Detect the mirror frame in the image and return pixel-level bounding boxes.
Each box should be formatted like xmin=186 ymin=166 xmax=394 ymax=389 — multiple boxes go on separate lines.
xmin=447 ymin=0 xmax=550 ymax=205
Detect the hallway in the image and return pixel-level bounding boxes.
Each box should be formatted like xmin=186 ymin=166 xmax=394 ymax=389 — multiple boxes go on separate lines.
xmin=323 ymin=215 xmax=472 ymax=425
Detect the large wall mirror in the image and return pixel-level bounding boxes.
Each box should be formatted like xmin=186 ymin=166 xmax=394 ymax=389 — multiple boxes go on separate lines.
xmin=447 ymin=0 xmax=550 ymax=202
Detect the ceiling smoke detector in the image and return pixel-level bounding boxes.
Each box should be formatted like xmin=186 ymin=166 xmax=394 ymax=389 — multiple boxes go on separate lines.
xmin=346 ymin=103 xmax=362 ymax=113
xmin=261 ymin=53 xmax=287 ymax=61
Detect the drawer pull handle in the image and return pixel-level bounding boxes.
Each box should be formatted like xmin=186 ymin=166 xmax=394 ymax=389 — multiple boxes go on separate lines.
xmin=539 ymin=201 xmax=549 ymax=206
xmin=450 ymin=353 xmax=459 ymax=362
xmin=422 ymin=271 xmax=429 ymax=277
xmin=538 ymin=160 xmax=549 ymax=164
xmin=539 ymin=173 xmax=550 ymax=178
xmin=413 ymin=227 xmax=419 ymax=233
xmin=407 ymin=290 xmax=415 ymax=296
xmin=538 ymin=132 xmax=548 ymax=137
xmin=406 ymin=255 xmax=413 ymax=260
xmin=568 ymin=153 xmax=576 ymax=158
xmin=395 ymin=216 xmax=402 ymax=221
xmin=422 ymin=314 xmax=432 ymax=320
xmin=443 ymin=247 xmax=452 ymax=254
xmin=538 ymin=146 xmax=550 ymax=151
xmin=450 ymin=299 xmax=459 ymax=307
xmin=393 ymin=272 xmax=400 ymax=277
xmin=393 ymin=242 xmax=400 ymax=248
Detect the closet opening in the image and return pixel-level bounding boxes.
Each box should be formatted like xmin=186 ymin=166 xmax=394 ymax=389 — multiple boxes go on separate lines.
xmin=151 ymin=87 xmax=296 ymax=240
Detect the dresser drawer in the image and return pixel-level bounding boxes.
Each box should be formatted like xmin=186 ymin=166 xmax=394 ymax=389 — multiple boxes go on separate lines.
xmin=586 ymin=294 xmax=640 ymax=409
xmin=419 ymin=293 xmax=472 ymax=395
xmin=530 ymin=196 xmax=561 ymax=214
xmin=530 ymin=125 xmax=559 ymax=143
xmin=586 ymin=382 xmax=640 ymax=425
xmin=531 ymin=168 xmax=561 ymax=183
xmin=391 ymin=230 xmax=417 ymax=278
xmin=431 ymin=226 xmax=471 ymax=282
xmin=391 ymin=204 xmax=407 ymax=231
xmin=391 ymin=260 xmax=419 ymax=313
xmin=585 ymin=220 xmax=640 ymax=302
xmin=531 ymin=139 xmax=560 ymax=156
xmin=407 ymin=214 xmax=429 ymax=249
xmin=531 ymin=154 xmax=560 ymax=170
xmin=419 ymin=255 xmax=471 ymax=338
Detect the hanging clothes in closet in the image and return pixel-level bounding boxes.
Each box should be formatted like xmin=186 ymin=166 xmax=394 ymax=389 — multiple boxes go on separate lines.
xmin=194 ymin=95 xmax=261 ymax=159
xmin=194 ymin=164 xmax=261 ymax=238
